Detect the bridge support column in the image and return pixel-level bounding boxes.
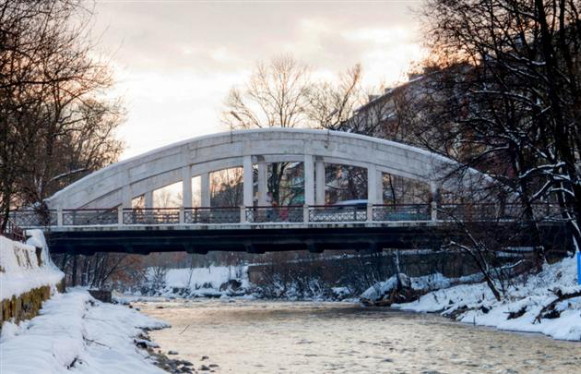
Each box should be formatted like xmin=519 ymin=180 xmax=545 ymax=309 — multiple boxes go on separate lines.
xmin=117 ymin=206 xmax=124 ymax=226
xmin=430 ymin=183 xmax=440 ymax=221
xmin=121 ymin=184 xmax=132 ymax=209
xmin=200 ymin=173 xmax=211 ymax=207
xmin=257 ymin=161 xmax=268 ymax=205
xmin=243 ymin=155 xmax=254 ymax=208
xmin=182 ymin=166 xmax=192 ymax=208
xmin=315 ymin=158 xmax=325 ymax=205
xmin=57 ymin=208 xmax=63 ymax=227
xmin=367 ymin=166 xmax=382 ymax=205
xmin=304 ymin=155 xmax=315 ymax=206
xmin=144 ymin=191 xmax=154 ymax=209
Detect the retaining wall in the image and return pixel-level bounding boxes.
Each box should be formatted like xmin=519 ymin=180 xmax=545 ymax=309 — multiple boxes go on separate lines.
xmin=0 ymin=232 xmax=64 ymax=328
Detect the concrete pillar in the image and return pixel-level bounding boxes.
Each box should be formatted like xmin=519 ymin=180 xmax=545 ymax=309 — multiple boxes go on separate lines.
xmin=144 ymin=191 xmax=154 ymax=209
xmin=257 ymin=162 xmax=268 ymax=205
xmin=117 ymin=206 xmax=124 ymax=226
xmin=200 ymin=173 xmax=211 ymax=207
xmin=122 ymin=185 xmax=132 ymax=209
xmin=430 ymin=183 xmax=441 ymax=204
xmin=430 ymin=183 xmax=440 ymax=221
xmin=304 ymin=154 xmax=315 ymax=206
xmin=367 ymin=166 xmax=382 ymax=205
xmin=182 ymin=166 xmax=192 ymax=208
xmin=243 ymin=155 xmax=253 ymax=207
xmin=57 ymin=208 xmax=63 ymax=227
xmin=315 ymin=158 xmax=325 ymax=205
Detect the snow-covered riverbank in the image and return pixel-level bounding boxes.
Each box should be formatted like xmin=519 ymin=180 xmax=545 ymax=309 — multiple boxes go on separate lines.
xmin=0 ymin=289 xmax=169 ymax=374
xmin=393 ymin=256 xmax=581 ymax=341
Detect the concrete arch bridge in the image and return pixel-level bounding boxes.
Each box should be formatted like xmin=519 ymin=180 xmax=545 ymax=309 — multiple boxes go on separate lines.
xmin=13 ymin=129 xmax=530 ymax=255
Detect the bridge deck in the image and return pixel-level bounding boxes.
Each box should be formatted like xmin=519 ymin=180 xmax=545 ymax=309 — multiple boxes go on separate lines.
xmin=10 ymin=203 xmax=571 ymax=255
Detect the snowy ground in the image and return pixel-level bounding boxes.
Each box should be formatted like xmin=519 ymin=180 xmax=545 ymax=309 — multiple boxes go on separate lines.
xmin=392 ymin=256 xmax=581 ymax=341
xmin=144 ymin=265 xmax=249 ymax=298
xmin=0 ymin=288 xmax=169 ymax=374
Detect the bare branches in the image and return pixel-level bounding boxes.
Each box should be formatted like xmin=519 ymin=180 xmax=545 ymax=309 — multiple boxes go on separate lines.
xmin=0 ymin=0 xmax=124 ymax=224
xmin=222 ymin=55 xmax=311 ymax=130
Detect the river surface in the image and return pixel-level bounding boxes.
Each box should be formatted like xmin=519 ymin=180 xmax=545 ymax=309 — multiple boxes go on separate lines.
xmin=139 ymin=299 xmax=580 ymax=374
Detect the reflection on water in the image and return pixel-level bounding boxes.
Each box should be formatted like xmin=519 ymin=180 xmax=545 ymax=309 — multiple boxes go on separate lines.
xmin=139 ymin=299 xmax=580 ymax=374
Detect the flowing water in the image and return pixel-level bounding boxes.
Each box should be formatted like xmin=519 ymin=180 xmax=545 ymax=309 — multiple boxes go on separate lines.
xmin=139 ymin=299 xmax=580 ymax=374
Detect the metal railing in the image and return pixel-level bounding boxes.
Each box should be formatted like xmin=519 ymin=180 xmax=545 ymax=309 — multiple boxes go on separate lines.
xmin=10 ymin=209 xmax=57 ymax=227
xmin=309 ymin=205 xmax=367 ymax=222
xmin=1 ymin=218 xmax=26 ymax=242
xmin=8 ymin=202 xmax=573 ymax=228
xmin=123 ymin=208 xmax=180 ymax=225
xmin=437 ymin=203 xmax=570 ymax=222
xmin=372 ymin=204 xmax=431 ymax=221
xmin=246 ymin=205 xmax=304 ymax=223
xmin=184 ymin=207 xmax=239 ymax=224
xmin=63 ymin=208 xmax=118 ymax=226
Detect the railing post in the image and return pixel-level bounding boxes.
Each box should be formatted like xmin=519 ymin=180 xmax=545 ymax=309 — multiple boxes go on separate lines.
xmin=303 ymin=204 xmax=310 ymax=224
xmin=240 ymin=205 xmax=247 ymax=224
xmin=179 ymin=207 xmax=185 ymax=224
xmin=367 ymin=203 xmax=373 ymax=222
xmin=57 ymin=208 xmax=63 ymax=227
xmin=117 ymin=206 xmax=124 ymax=226
xmin=431 ymin=201 xmax=438 ymax=221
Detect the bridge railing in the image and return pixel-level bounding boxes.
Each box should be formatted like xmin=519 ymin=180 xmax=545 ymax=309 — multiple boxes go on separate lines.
xmin=437 ymin=203 xmax=569 ymax=222
xmin=8 ymin=202 xmax=572 ymax=228
xmin=184 ymin=207 xmax=239 ymax=224
xmin=10 ymin=209 xmax=57 ymax=227
xmin=123 ymin=208 xmax=180 ymax=225
xmin=372 ymin=204 xmax=431 ymax=221
xmin=64 ymin=208 xmax=118 ymax=225
xmin=309 ymin=205 xmax=367 ymax=222
xmin=0 ymin=218 xmax=26 ymax=242
xmin=246 ymin=205 xmax=304 ymax=223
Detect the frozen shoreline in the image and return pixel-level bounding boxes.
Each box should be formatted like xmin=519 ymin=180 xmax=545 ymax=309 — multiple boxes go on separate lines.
xmin=0 ymin=288 xmax=170 ymax=374
xmin=392 ymin=256 xmax=581 ymax=341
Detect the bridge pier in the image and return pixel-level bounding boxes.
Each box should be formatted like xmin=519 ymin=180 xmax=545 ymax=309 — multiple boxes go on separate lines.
xmin=304 ymin=154 xmax=315 ymax=205
xmin=367 ymin=165 xmax=382 ymax=205
xmin=243 ymin=155 xmax=253 ymax=207
xmin=144 ymin=191 xmax=154 ymax=209
xmin=200 ymin=173 xmax=211 ymax=207
xmin=182 ymin=166 xmax=193 ymax=207
xmin=315 ymin=158 xmax=325 ymax=205
xmin=257 ymin=160 xmax=268 ymax=205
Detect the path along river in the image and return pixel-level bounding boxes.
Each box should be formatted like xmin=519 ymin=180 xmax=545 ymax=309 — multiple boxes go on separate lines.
xmin=139 ymin=299 xmax=580 ymax=374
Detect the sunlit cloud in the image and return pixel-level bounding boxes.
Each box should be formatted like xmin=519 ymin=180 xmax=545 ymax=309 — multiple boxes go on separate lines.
xmin=114 ymin=69 xmax=251 ymax=159
xmin=90 ymin=2 xmax=421 ymax=159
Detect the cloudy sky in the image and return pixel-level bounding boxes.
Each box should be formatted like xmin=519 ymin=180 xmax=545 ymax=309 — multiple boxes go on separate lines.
xmin=89 ymin=0 xmax=424 ymax=159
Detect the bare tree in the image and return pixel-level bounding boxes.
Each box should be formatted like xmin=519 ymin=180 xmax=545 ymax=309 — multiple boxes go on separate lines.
xmin=222 ymin=54 xmax=311 ymax=130
xmin=0 ymin=0 xmax=123 ymax=230
xmin=417 ymin=0 xmax=581 ymax=271
xmin=307 ymin=64 xmax=365 ymax=131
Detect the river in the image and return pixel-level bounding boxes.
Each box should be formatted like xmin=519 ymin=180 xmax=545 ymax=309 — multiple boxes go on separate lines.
xmin=138 ymin=299 xmax=580 ymax=374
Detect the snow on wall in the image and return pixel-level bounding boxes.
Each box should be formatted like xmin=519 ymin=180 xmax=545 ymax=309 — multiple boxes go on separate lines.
xmin=0 ymin=230 xmax=64 ymax=301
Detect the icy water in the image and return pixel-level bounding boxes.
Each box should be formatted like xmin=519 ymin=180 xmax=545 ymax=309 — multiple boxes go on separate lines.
xmin=140 ymin=299 xmax=580 ymax=374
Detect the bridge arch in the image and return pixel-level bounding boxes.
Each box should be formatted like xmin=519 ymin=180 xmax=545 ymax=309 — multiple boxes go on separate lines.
xmin=47 ymin=128 xmax=489 ymax=209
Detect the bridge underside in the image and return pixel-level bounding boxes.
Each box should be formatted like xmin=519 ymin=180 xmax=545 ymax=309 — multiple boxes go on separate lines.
xmin=45 ymin=223 xmax=570 ymax=255
xmin=46 ymin=226 xmax=450 ymax=255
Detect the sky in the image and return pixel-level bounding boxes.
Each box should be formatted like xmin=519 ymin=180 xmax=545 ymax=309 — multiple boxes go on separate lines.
xmin=88 ymin=0 xmax=425 ymax=159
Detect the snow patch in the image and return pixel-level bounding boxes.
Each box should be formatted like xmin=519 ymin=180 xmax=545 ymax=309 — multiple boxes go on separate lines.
xmin=393 ymin=256 xmax=581 ymax=341
xmin=0 ymin=289 xmax=169 ymax=374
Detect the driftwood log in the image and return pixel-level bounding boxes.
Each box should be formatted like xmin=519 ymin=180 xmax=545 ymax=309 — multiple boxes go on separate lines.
xmin=533 ymin=288 xmax=581 ymax=324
